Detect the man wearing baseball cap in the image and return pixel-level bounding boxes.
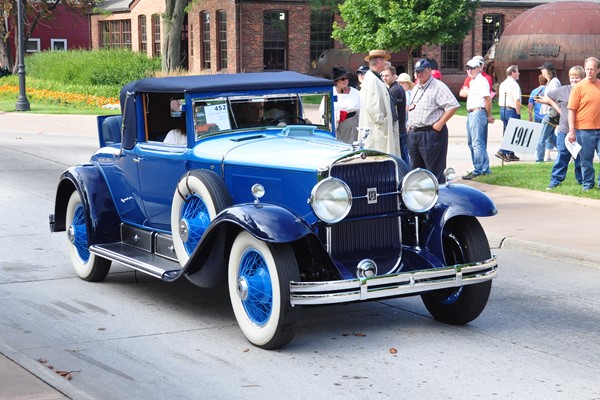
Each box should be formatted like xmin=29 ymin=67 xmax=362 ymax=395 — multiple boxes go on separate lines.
xmin=462 ymin=58 xmax=494 ymax=180
xmin=406 ymin=58 xmax=460 ymax=183
xmin=355 ymin=65 xmax=369 ymax=88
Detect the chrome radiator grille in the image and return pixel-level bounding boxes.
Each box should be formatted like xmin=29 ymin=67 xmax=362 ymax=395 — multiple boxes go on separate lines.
xmin=331 ymin=158 xmax=398 ymax=216
xmin=328 ymin=157 xmax=401 ymax=274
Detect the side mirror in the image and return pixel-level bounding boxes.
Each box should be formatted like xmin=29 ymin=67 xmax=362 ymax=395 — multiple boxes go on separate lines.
xmin=170 ymin=98 xmax=185 ymax=117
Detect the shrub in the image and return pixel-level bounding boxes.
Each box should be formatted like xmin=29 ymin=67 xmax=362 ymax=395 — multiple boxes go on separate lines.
xmin=26 ymin=48 xmax=161 ymax=87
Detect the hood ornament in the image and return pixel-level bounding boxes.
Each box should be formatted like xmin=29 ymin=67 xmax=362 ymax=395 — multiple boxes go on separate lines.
xmin=353 ymin=127 xmax=371 ymax=150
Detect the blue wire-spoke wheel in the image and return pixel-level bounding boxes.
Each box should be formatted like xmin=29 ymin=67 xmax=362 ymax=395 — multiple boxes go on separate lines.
xmin=180 ymin=194 xmax=211 ymax=255
xmin=65 ymin=191 xmax=111 ymax=282
xmin=71 ymin=203 xmax=90 ymax=262
xmin=238 ymin=248 xmax=273 ymax=325
xmin=171 ymin=170 xmax=232 ymax=267
xmin=228 ymin=231 xmax=301 ymax=349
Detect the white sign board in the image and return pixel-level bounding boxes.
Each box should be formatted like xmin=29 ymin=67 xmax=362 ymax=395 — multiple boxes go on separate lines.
xmin=500 ymin=118 xmax=543 ymax=154
xmin=204 ymin=104 xmax=231 ymax=131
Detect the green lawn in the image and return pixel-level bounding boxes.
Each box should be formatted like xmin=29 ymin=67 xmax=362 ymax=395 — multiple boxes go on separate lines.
xmin=471 ymin=160 xmax=600 ymax=199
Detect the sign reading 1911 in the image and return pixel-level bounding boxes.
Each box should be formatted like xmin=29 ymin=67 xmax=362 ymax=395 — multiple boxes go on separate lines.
xmin=500 ymin=118 xmax=543 ymax=155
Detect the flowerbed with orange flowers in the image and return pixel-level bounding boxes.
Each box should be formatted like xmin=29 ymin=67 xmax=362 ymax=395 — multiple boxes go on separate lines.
xmin=0 ymin=84 xmax=118 ymax=109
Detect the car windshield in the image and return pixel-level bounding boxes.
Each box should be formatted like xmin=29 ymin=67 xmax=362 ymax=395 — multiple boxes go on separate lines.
xmin=192 ymin=92 xmax=331 ymax=139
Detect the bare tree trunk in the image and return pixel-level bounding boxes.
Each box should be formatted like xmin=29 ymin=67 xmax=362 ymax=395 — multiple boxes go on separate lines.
xmin=162 ymin=0 xmax=186 ymax=73
xmin=1 ymin=13 xmax=15 ymax=71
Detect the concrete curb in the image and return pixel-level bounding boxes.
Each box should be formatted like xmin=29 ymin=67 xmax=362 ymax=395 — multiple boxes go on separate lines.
xmin=0 ymin=340 xmax=95 ymax=400
xmin=488 ymin=232 xmax=600 ymax=269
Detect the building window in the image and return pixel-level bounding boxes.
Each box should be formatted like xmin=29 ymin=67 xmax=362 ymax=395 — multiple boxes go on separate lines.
xmin=50 ymin=39 xmax=67 ymax=51
xmin=310 ymin=10 xmax=333 ymax=69
xmin=139 ymin=15 xmax=147 ymax=53
xmin=441 ymin=43 xmax=461 ymax=70
xmin=26 ymin=38 xmax=40 ymax=52
xmin=482 ymin=14 xmax=502 ymax=55
xmin=217 ymin=10 xmax=227 ymax=70
xmin=152 ymin=14 xmax=161 ymax=57
xmin=100 ymin=20 xmax=132 ymax=49
xmin=264 ymin=11 xmax=287 ymax=70
xmin=189 ymin=24 xmax=194 ymax=58
xmin=201 ymin=11 xmax=211 ymax=70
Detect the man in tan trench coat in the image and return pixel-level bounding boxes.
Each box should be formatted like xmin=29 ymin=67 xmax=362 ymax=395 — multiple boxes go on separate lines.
xmin=358 ymin=50 xmax=400 ymax=156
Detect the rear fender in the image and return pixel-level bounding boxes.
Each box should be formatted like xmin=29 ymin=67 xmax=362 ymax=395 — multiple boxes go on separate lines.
xmin=51 ymin=165 xmax=121 ymax=245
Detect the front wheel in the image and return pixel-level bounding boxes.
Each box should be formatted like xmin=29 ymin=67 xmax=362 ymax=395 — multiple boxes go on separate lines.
xmin=421 ymin=216 xmax=492 ymax=325
xmin=228 ymin=231 xmax=301 ymax=349
xmin=65 ymin=191 xmax=111 ymax=281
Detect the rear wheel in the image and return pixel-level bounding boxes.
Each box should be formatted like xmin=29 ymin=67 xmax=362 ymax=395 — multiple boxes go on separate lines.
xmin=228 ymin=231 xmax=301 ymax=349
xmin=65 ymin=191 xmax=111 ymax=281
xmin=421 ymin=216 xmax=492 ymax=325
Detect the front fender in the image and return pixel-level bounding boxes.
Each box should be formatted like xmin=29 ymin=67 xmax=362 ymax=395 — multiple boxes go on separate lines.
xmin=214 ymin=203 xmax=315 ymax=243
xmin=184 ymin=203 xmax=315 ymax=288
xmin=438 ymin=183 xmax=497 ymax=221
xmin=51 ymin=165 xmax=121 ymax=245
xmin=420 ymin=183 xmax=496 ymax=260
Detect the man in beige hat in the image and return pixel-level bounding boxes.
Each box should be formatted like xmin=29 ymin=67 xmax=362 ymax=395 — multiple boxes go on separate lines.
xmin=358 ymin=50 xmax=400 ymax=156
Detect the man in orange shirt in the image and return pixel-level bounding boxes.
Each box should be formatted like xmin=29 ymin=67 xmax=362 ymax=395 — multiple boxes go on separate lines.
xmin=567 ymin=56 xmax=600 ymax=191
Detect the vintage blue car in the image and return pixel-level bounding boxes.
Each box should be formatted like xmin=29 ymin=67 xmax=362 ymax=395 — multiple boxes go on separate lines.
xmin=50 ymin=71 xmax=498 ymax=349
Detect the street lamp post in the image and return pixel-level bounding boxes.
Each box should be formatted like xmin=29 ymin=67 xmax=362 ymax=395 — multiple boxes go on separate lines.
xmin=15 ymin=0 xmax=30 ymax=111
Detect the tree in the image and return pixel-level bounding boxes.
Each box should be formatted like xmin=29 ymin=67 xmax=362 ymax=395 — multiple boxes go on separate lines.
xmin=0 ymin=0 xmax=97 ymax=72
xmin=162 ymin=0 xmax=187 ymax=72
xmin=332 ymin=0 xmax=479 ymax=70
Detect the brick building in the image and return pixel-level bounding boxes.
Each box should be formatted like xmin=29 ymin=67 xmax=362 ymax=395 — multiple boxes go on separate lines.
xmin=88 ymin=0 xmax=555 ymax=83
xmin=13 ymin=4 xmax=90 ymax=56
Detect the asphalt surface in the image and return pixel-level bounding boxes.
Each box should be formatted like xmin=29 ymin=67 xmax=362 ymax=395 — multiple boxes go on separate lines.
xmin=1 ymin=110 xmax=599 ymax=399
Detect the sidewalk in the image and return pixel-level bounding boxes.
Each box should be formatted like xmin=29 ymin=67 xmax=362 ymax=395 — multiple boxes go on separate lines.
xmin=1 ymin=111 xmax=599 ymax=399
xmin=445 ymin=113 xmax=600 ymax=264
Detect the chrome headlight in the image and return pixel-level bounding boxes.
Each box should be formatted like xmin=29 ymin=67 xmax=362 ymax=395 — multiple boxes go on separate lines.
xmin=401 ymin=169 xmax=439 ymax=213
xmin=309 ymin=177 xmax=352 ymax=223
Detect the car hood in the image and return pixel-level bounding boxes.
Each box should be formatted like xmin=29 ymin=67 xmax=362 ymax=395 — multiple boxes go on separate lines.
xmin=198 ymin=131 xmax=355 ymax=171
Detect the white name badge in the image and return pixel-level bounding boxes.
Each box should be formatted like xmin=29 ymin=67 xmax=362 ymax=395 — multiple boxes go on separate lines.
xmin=500 ymin=118 xmax=543 ymax=154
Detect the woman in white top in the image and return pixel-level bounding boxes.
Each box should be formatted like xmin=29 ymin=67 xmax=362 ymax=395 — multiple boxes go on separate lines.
xmin=163 ymin=127 xmax=187 ymax=145
xmin=321 ymin=66 xmax=361 ymax=144
xmin=164 ymin=105 xmax=188 ymax=145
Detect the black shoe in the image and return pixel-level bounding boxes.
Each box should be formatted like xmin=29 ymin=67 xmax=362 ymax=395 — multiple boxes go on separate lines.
xmin=462 ymin=172 xmax=481 ymax=180
xmin=495 ymin=151 xmax=510 ymax=162
xmin=508 ymin=153 xmax=520 ymax=161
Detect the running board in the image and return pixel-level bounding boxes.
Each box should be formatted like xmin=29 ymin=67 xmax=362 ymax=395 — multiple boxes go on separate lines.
xmin=90 ymin=243 xmax=183 ymax=282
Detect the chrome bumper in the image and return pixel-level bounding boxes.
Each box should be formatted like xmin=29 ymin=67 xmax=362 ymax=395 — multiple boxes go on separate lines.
xmin=290 ymin=256 xmax=497 ymax=305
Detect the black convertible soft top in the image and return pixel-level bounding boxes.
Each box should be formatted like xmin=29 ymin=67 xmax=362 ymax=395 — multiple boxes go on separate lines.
xmin=120 ymin=71 xmax=333 ymax=98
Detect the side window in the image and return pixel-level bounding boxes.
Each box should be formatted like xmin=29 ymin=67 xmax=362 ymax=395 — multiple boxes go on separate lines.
xmin=142 ymin=93 xmax=186 ymax=143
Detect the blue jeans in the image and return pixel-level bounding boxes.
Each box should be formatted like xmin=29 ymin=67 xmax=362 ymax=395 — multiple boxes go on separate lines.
xmin=499 ymin=107 xmax=519 ymax=156
xmin=536 ymin=114 xmax=557 ymax=161
xmin=549 ymin=132 xmax=582 ymax=187
xmin=467 ymin=109 xmax=491 ymax=175
xmin=575 ymin=129 xmax=600 ymax=189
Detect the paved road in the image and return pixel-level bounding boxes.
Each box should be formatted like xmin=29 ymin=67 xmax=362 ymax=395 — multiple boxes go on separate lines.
xmin=0 ymin=113 xmax=599 ymax=399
